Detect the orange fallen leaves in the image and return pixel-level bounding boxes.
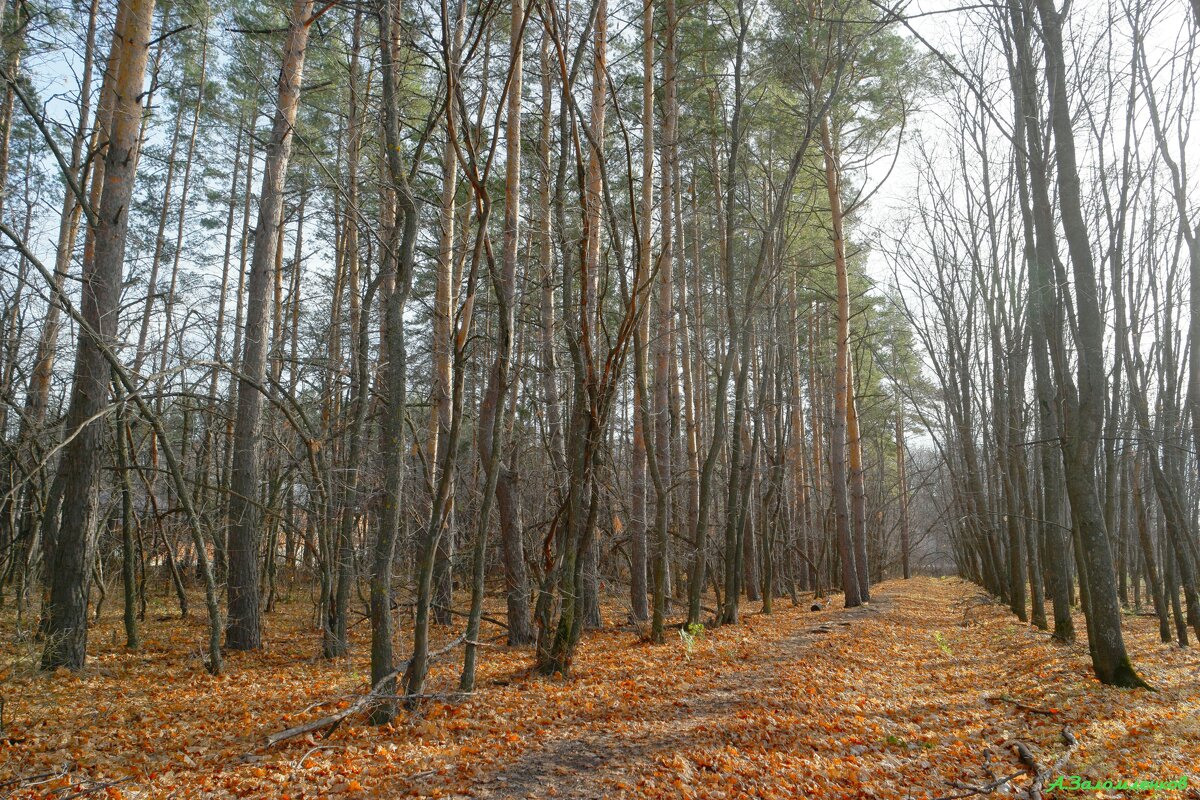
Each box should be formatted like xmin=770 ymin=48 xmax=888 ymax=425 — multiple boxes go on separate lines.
xmin=2 ymin=578 xmax=1198 ymax=798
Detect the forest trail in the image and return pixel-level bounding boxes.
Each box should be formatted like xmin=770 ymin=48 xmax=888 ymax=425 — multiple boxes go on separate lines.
xmin=3 ymin=577 xmax=1198 ymax=798
xmin=468 ymin=579 xmax=1198 ymax=799
xmin=473 ymin=597 xmax=892 ymax=799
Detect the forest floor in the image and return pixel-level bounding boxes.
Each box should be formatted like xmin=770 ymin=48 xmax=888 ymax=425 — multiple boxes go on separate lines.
xmin=2 ymin=576 xmax=1198 ymax=799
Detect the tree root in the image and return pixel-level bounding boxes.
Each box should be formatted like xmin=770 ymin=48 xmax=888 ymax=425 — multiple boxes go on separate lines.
xmin=937 ymin=727 xmax=1077 ymax=800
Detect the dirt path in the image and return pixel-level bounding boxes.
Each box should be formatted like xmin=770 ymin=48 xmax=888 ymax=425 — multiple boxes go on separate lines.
xmin=451 ymin=580 xmax=1198 ymax=800
xmin=474 ymin=598 xmax=892 ymax=799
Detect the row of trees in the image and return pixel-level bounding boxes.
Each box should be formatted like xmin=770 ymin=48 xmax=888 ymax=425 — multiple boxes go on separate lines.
xmin=894 ymin=0 xmax=1200 ymax=687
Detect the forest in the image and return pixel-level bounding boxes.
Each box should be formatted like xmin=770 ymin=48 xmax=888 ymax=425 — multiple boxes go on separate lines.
xmin=0 ymin=0 xmax=1198 ymax=795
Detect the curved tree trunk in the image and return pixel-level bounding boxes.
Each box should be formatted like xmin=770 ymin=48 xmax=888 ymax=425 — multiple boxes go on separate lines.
xmin=374 ymin=0 xmax=420 ymax=722
xmin=1033 ymin=0 xmax=1145 ymax=688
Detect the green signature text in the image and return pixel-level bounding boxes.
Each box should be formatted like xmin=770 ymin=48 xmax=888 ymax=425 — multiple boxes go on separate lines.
xmin=1047 ymin=775 xmax=1188 ymax=792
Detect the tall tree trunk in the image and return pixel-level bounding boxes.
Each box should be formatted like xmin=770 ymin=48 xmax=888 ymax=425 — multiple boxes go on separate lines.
xmin=225 ymin=0 xmax=315 ymax=651
xmin=787 ymin=276 xmax=811 ymax=590
xmin=1003 ymin=0 xmax=1074 ymax=643
xmin=1033 ymin=0 xmax=1145 ymax=687
xmin=652 ymin=0 xmax=678 ymax=639
xmin=117 ymin=394 xmax=138 ymax=650
xmin=323 ymin=9 xmax=364 ymax=659
xmin=580 ymin=0 xmax=608 ymax=634
xmin=374 ymin=0 xmax=420 ymax=722
xmin=846 ymin=361 xmax=869 ymax=602
xmin=821 ymin=115 xmax=860 ymax=609
xmin=461 ymin=0 xmax=526 ymax=691
xmin=1132 ymin=456 xmax=1171 ymax=642
xmin=716 ymin=0 xmax=750 ymax=627
xmin=896 ymin=400 xmax=909 ymax=579
xmin=677 ymin=183 xmax=701 ymax=602
xmin=0 ymin=0 xmax=27 ymax=230
xmin=6 ymin=0 xmax=97 ymax=624
xmin=516 ymin=31 xmax=558 ymax=648
xmin=42 ymin=0 xmax=156 ymax=671
xmin=430 ymin=1 xmax=465 ymax=629
xmin=629 ymin=0 xmax=654 ymax=627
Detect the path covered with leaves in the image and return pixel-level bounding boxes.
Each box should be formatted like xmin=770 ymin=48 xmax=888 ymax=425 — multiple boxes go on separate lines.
xmin=3 ymin=577 xmax=1198 ymax=798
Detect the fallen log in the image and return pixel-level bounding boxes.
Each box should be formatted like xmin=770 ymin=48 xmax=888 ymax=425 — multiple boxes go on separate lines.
xmin=259 ymin=635 xmax=467 ymax=750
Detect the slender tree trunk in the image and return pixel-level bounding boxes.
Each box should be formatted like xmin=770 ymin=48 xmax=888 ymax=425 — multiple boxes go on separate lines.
xmin=846 ymin=361 xmax=869 ymax=602
xmin=374 ymin=0 xmax=420 ymax=722
xmin=821 ymin=115 xmax=860 ymax=609
xmin=580 ymin=0 xmax=608 ymax=634
xmin=1034 ymin=0 xmax=1145 ymax=687
xmin=323 ymin=10 xmax=364 ymax=659
xmin=515 ymin=32 xmax=558 ymax=648
xmin=0 ymin=0 xmax=26 ymax=230
xmin=1133 ymin=455 xmax=1171 ymax=642
xmin=132 ymin=94 xmax=185 ymax=376
xmin=117 ymin=394 xmax=138 ymax=650
xmin=896 ymin=401 xmax=910 ymax=579
xmin=461 ymin=0 xmax=526 ymax=690
xmin=678 ymin=186 xmax=701 ymax=596
xmin=715 ymin=0 xmax=751 ymax=627
xmin=225 ymin=0 xmax=314 ymax=651
xmin=652 ymin=0 xmax=678 ymax=639
xmin=430 ymin=1 xmax=465 ymax=628
xmin=787 ymin=277 xmax=811 ymax=591
xmin=629 ymin=0 xmax=654 ymax=627
xmin=7 ymin=0 xmax=97 ymax=624
xmin=1004 ymin=1 xmax=1074 ymax=642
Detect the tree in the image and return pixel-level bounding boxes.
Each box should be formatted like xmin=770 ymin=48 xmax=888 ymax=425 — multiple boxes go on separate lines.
xmin=226 ymin=0 xmax=316 ymax=651
xmin=42 ymin=0 xmax=157 ymax=671
xmin=1032 ymin=0 xmax=1146 ymax=688
xmin=376 ymin=0 xmax=421 ymax=722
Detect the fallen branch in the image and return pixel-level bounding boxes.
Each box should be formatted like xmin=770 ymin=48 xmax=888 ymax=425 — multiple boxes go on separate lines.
xmin=993 ymin=727 xmax=1078 ymax=800
xmin=259 ymin=635 xmax=466 ymax=750
xmin=991 ymin=694 xmax=1060 ymax=715
xmin=57 ymin=776 xmax=135 ymax=800
xmin=464 ymin=638 xmax=504 ymax=650
xmin=299 ymin=695 xmax=354 ymax=715
xmin=935 ymin=771 xmax=1024 ymax=800
xmin=296 ymin=744 xmax=345 ymax=769
xmin=935 ymin=727 xmax=1064 ymax=800
xmin=1008 ymin=740 xmax=1039 ymax=774
xmin=1024 ymin=727 xmax=1077 ymax=800
xmin=0 ymin=767 xmax=67 ymax=791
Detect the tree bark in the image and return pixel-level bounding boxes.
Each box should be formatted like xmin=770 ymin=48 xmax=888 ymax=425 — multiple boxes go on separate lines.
xmin=225 ymin=0 xmax=315 ymax=651
xmin=374 ymin=0 xmax=420 ymax=722
xmin=42 ymin=0 xmax=156 ymax=671
xmin=629 ymin=0 xmax=653 ymax=626
xmin=461 ymin=0 xmax=526 ymax=690
xmin=652 ymin=0 xmax=679 ymax=639
xmin=821 ymin=115 xmax=860 ymax=609
xmin=1033 ymin=0 xmax=1146 ymax=688
xmin=846 ymin=360 xmax=870 ymax=602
